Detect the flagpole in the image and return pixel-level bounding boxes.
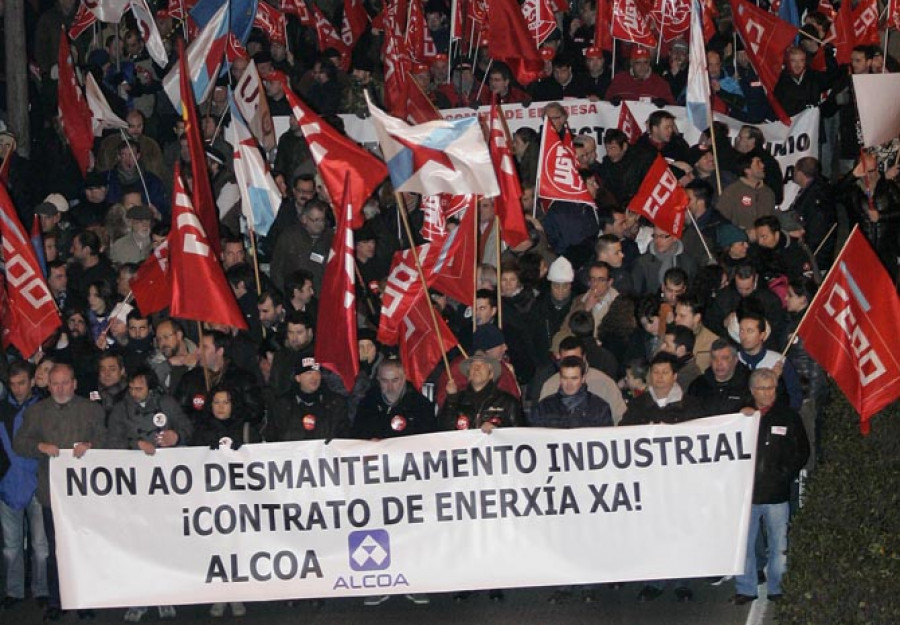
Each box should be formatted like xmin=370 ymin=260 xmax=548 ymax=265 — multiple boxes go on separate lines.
xmin=475 ymin=59 xmax=493 ymax=104
xmin=533 ymin=113 xmax=550 ymax=218
xmin=196 ymin=321 xmax=211 ymax=391
xmin=247 ymin=226 xmax=264 ymax=297
xmin=780 ymin=225 xmax=859 ymax=359
xmin=707 ymin=110 xmax=723 ymax=195
xmin=494 ymin=214 xmax=503 ymax=330
xmin=354 ymin=261 xmax=378 ymax=318
xmin=686 ymin=206 xmax=714 ymax=262
xmin=885 ymin=30 xmax=891 ymax=74
xmin=813 ymin=223 xmax=837 ymax=259
xmin=611 ymin=38 xmax=617 ymax=78
xmin=472 ymin=199 xmax=478 ymax=332
xmin=393 ymin=192 xmax=453 ymax=378
xmin=118 ymin=128 xmax=154 ymax=209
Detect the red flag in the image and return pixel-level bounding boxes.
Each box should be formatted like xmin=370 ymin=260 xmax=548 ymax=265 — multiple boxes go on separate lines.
xmin=309 ymin=1 xmax=350 ymax=65
xmin=487 ymin=0 xmax=544 ymax=85
xmin=852 ymin=0 xmax=880 ymax=46
xmin=420 ymin=195 xmax=449 ymax=241
xmin=169 ymin=165 xmax=247 ymax=329
xmin=618 ymin=101 xmax=642 ymax=143
xmin=650 ymin=0 xmax=691 ymax=42
xmin=178 ymin=39 xmax=221 ymax=257
xmin=612 ymin=0 xmax=658 ymax=47
xmin=829 ymin=2 xmax=854 ymax=64
xmin=278 ymin=73 xmax=388 ymax=228
xmin=342 ymin=0 xmax=369 ymax=48
xmin=729 ymin=0 xmax=796 ymax=125
xmin=488 ymin=101 xmax=530 ymax=248
xmin=797 ymin=228 xmax=900 ymax=434
xmin=57 ymin=30 xmax=94 ymax=176
xmin=69 ymin=2 xmax=98 ymax=39
xmin=522 ymin=0 xmax=559 ymax=47
xmin=314 ymin=174 xmax=359 ymax=391
xmin=400 ymin=294 xmax=459 ymax=390
xmin=254 ymin=1 xmax=287 ymax=45
xmin=130 ymin=240 xmax=172 ymax=316
xmin=537 ymin=126 xmax=595 ymax=204
xmin=431 ymin=196 xmax=477 ymax=305
xmin=281 ymin=0 xmax=314 ymax=26
xmin=0 ymin=185 xmax=61 ymax=357
xmin=627 ymin=154 xmax=688 ymax=237
xmin=382 ymin=0 xmax=413 ymax=118
xmin=407 ymin=0 xmax=427 ymax=61
xmin=594 ymin=0 xmax=614 ymax=50
xmin=164 ymin=0 xmax=198 ymax=21
xmin=378 ymin=202 xmax=476 ymax=343
xmin=701 ymin=0 xmax=719 ymax=41
xmin=889 ymin=0 xmax=900 ymax=31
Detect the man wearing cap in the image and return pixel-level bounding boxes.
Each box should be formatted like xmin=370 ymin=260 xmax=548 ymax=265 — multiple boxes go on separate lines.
xmin=34 ymin=202 xmax=74 ymax=263
xmin=606 ymin=46 xmax=675 ymax=106
xmin=688 ymin=144 xmax=736 ymax=199
xmin=578 ymin=47 xmax=611 ymax=101
xmin=268 ymin=356 xmax=350 ymax=442
xmin=439 ymin=350 xmax=524 ymax=432
xmin=109 ymin=204 xmax=154 ymax=265
xmin=439 ymin=58 xmax=478 ymax=108
xmin=435 ymin=323 xmax=520 ymax=407
xmin=353 ymin=358 xmax=436 ymax=440
xmin=74 ymin=171 xmax=111 ymax=229
xmin=263 ymin=66 xmax=292 ymax=116
xmin=342 ymin=56 xmax=384 ymax=117
xmin=536 ymin=257 xmax=576 ymax=354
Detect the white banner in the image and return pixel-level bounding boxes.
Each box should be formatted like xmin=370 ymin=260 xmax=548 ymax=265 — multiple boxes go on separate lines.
xmin=51 ymin=414 xmax=758 ymax=609
xmin=332 ymin=100 xmax=820 ymax=208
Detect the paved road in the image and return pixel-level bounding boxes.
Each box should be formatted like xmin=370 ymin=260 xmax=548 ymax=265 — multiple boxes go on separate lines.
xmin=6 ymin=579 xmax=777 ymax=625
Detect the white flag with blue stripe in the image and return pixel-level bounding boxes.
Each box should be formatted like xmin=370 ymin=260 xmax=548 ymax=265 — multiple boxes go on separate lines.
xmin=686 ymin=0 xmax=711 ymax=131
xmin=229 ymin=95 xmax=281 ymax=237
xmin=366 ymin=94 xmax=499 ymax=197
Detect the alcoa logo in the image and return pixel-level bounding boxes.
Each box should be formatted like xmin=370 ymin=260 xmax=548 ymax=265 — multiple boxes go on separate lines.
xmin=333 ymin=530 xmax=411 ymax=591
xmin=348 ymin=530 xmax=391 ymax=571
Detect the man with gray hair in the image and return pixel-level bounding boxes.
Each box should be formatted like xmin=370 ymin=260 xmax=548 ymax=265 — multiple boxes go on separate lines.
xmin=732 ymin=368 xmax=809 ymax=606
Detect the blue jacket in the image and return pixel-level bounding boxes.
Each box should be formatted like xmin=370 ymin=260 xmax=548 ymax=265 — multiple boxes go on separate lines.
xmin=0 ymin=394 xmax=41 ymax=510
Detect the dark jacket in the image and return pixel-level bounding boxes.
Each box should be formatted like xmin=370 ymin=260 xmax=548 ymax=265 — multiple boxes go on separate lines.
xmin=175 ymin=361 xmax=264 ymax=426
xmin=106 ymin=390 xmax=193 ymax=450
xmin=352 ymin=384 xmax=437 ymax=439
xmin=752 ymin=401 xmax=810 ymax=504
xmin=688 ymin=363 xmax=754 ymax=416
xmin=439 ymin=380 xmax=524 ymax=431
xmin=268 ymin=386 xmax=351 ymax=442
xmin=190 ymin=413 xmax=263 ymax=449
xmin=621 ymin=387 xmax=703 ymax=425
xmin=789 ymin=176 xmax=837 ymax=268
xmin=530 ymin=386 xmax=613 ymax=428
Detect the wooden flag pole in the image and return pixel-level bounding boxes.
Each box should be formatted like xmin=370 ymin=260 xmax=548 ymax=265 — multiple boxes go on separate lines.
xmin=394 ymin=192 xmax=453 ymax=378
xmin=196 ymin=321 xmax=211 ymax=391
xmin=779 ymin=225 xmax=858 ymax=359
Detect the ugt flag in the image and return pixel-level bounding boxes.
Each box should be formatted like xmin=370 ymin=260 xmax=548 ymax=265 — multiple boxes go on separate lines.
xmin=797 ymin=228 xmax=900 ymax=434
xmin=367 ymin=94 xmax=499 ymax=198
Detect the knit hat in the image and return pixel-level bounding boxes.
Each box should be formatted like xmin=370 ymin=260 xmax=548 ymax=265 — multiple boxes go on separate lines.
xmin=718 ymin=223 xmax=749 ymax=247
xmin=547 ymin=256 xmax=575 ymax=283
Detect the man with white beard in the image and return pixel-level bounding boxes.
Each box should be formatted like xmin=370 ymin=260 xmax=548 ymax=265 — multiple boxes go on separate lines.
xmin=109 ymin=205 xmax=154 ymax=265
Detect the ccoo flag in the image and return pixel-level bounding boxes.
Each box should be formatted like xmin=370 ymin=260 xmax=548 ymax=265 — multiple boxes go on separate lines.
xmin=797 ymin=228 xmax=900 ymax=434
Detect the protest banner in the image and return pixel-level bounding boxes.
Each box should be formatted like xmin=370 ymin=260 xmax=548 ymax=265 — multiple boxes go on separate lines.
xmin=334 ymin=100 xmax=820 ymax=209
xmin=51 ymin=414 xmax=758 ymax=608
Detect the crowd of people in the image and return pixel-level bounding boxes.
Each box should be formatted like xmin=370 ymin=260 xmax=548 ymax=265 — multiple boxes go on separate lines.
xmin=2 ymin=0 xmax=897 ymax=619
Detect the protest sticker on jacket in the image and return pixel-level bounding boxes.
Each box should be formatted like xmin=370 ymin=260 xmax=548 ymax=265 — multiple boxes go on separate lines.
xmin=50 ymin=414 xmax=758 ymax=609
